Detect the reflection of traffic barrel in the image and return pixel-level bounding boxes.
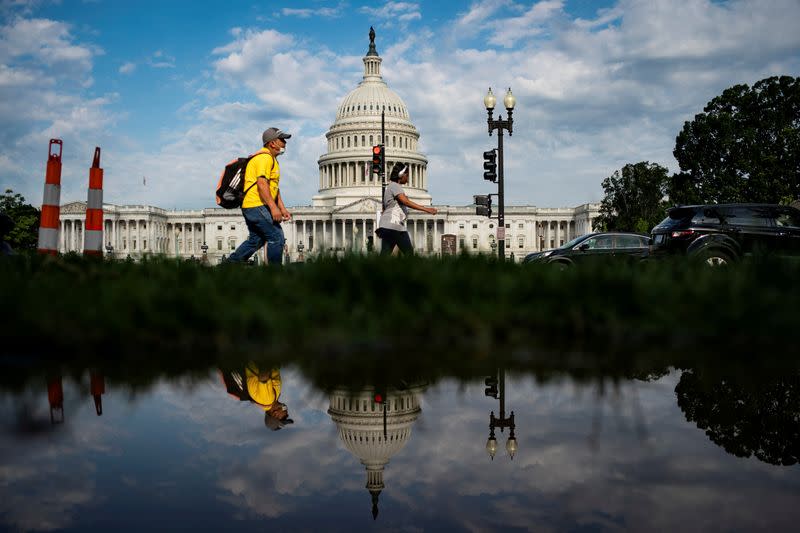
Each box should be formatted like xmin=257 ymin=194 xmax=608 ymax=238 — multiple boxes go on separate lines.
xmin=37 ymin=139 xmax=63 ymax=255
xmin=90 ymin=371 xmax=105 ymax=415
xmin=47 ymin=376 xmax=64 ymax=424
xmin=83 ymin=147 xmax=104 ymax=257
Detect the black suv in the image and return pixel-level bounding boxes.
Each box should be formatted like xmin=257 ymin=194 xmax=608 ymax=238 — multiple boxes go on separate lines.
xmin=650 ymin=203 xmax=800 ymax=265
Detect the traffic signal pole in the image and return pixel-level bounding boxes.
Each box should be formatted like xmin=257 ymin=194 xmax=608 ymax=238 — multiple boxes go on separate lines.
xmin=497 ymin=128 xmax=505 ymax=258
xmin=484 ymin=87 xmax=515 ymax=261
xmin=381 ymin=110 xmax=386 ymax=201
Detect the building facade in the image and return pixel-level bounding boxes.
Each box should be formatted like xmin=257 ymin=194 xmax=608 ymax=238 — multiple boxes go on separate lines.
xmin=57 ymin=30 xmax=599 ymax=263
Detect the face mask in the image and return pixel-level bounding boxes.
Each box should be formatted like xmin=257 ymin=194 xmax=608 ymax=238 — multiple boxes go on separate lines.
xmin=278 ymin=147 xmax=286 ymax=156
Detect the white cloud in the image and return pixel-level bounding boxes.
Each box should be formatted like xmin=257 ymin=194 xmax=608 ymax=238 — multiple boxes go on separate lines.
xmin=487 ymin=0 xmax=564 ymax=48
xmin=359 ymin=1 xmax=422 ymax=22
xmin=119 ymin=61 xmax=135 ymax=75
xmin=3 ymin=0 xmax=800 ymax=210
xmin=281 ymin=6 xmax=341 ymax=18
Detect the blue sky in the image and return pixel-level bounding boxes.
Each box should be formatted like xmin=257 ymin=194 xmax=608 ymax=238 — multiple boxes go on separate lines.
xmin=1 ymin=0 xmax=798 ymax=210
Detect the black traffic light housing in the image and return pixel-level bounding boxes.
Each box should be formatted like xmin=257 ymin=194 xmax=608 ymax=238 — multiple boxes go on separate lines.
xmin=475 ymin=194 xmax=492 ymax=218
xmin=485 ymin=376 xmax=499 ymax=398
xmin=483 ymin=150 xmax=497 ymax=182
xmin=371 ymin=145 xmax=385 ymax=174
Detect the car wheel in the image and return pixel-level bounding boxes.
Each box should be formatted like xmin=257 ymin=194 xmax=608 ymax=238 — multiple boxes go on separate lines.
xmin=551 ymin=260 xmax=570 ymax=271
xmin=696 ymin=249 xmax=732 ymax=267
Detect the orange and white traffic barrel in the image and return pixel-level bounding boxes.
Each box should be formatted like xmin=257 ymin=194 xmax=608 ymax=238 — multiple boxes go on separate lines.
xmin=37 ymin=139 xmax=62 ymax=255
xmin=90 ymin=371 xmax=105 ymax=415
xmin=47 ymin=376 xmax=64 ymax=424
xmin=83 ymin=147 xmax=104 ymax=257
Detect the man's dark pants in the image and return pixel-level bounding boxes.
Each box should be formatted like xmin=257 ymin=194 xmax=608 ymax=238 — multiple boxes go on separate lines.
xmin=228 ymin=205 xmax=285 ymax=265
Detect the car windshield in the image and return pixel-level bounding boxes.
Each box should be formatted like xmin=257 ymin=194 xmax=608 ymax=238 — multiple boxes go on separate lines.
xmin=559 ymin=235 xmax=590 ymax=249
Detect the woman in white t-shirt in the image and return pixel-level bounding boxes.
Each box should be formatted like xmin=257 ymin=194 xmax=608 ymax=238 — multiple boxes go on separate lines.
xmin=377 ymin=162 xmax=438 ymax=255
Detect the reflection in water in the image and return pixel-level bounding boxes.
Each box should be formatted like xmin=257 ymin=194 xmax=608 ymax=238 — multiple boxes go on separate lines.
xmin=220 ymin=363 xmax=293 ymax=430
xmin=676 ymin=369 xmax=800 ymax=466
xmin=2 ymin=362 xmax=800 ymax=531
xmin=327 ymin=384 xmax=425 ymax=520
xmin=484 ymin=369 xmax=517 ymax=460
xmin=46 ymin=372 xmax=106 ymax=425
xmin=47 ymin=375 xmax=64 ymax=424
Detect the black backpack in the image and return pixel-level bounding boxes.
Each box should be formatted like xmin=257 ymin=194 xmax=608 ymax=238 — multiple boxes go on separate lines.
xmin=215 ymin=153 xmax=272 ymax=209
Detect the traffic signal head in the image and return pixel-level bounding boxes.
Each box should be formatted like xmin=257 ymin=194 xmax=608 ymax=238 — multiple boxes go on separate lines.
xmin=484 ymin=376 xmax=498 ymax=398
xmin=475 ymin=194 xmax=492 ymax=218
xmin=371 ymin=145 xmax=384 ymax=174
xmin=483 ymin=150 xmax=497 ymax=182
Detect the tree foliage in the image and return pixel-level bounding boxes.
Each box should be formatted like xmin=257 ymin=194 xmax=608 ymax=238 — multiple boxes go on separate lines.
xmin=596 ymin=162 xmax=669 ymax=233
xmin=0 ymin=189 xmax=40 ymax=250
xmin=676 ymin=369 xmax=800 ymax=466
xmin=670 ymin=75 xmax=800 ymax=204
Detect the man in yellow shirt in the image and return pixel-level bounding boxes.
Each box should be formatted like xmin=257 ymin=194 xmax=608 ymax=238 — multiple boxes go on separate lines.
xmin=228 ymin=127 xmax=292 ymax=264
xmin=220 ymin=363 xmax=293 ymax=431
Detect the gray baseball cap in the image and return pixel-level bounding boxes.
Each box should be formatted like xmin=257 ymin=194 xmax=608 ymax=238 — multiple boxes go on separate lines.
xmin=262 ymin=127 xmax=292 ymax=144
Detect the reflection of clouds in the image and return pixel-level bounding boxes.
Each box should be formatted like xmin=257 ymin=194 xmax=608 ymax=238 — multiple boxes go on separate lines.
xmin=152 ymin=368 xmax=364 ymax=519
xmin=381 ymin=372 xmax=800 ymax=531
xmin=0 ymin=382 xmax=115 ymax=532
xmin=2 ymin=370 xmax=799 ymax=530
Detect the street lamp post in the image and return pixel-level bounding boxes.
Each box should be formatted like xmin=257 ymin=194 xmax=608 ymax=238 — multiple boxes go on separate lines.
xmin=105 ymin=244 xmax=113 ymax=259
xmin=200 ymin=242 xmax=209 ymax=264
xmin=485 ymin=368 xmax=517 ymax=460
xmin=297 ymin=240 xmax=305 ymax=262
xmin=484 ymin=87 xmax=516 ymax=261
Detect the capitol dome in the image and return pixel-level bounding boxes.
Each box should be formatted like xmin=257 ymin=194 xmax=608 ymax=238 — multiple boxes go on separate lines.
xmin=313 ymin=28 xmax=431 ymax=208
xmin=328 ymin=384 xmax=425 ymax=520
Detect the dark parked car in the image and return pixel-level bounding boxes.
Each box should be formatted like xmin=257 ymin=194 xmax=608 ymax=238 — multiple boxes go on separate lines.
xmin=523 ymin=232 xmax=650 ymax=267
xmin=649 ymin=203 xmax=800 ymax=265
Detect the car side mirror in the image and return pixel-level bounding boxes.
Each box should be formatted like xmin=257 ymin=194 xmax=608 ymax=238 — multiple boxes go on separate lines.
xmin=579 ymin=243 xmax=590 ymax=251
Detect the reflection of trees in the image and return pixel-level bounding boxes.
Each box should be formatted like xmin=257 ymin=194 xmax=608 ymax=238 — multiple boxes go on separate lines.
xmin=676 ymin=369 xmax=799 ymax=466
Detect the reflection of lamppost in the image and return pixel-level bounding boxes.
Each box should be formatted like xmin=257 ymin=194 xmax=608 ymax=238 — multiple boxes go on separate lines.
xmin=297 ymin=240 xmax=305 ymax=262
xmin=485 ymin=368 xmax=517 ymax=460
xmin=484 ymin=87 xmax=516 ymax=261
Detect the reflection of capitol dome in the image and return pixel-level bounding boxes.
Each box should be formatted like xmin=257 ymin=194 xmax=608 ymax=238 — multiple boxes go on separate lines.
xmin=313 ymin=28 xmax=431 ymax=208
xmin=328 ymin=385 xmax=425 ymax=519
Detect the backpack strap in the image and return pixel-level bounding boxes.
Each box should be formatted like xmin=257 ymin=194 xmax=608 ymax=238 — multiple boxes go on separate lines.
xmin=243 ymin=152 xmax=276 ymax=196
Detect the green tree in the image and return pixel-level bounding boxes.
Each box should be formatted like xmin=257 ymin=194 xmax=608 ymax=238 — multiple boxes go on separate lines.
xmin=670 ymin=75 xmax=800 ymax=204
xmin=596 ymin=162 xmax=669 ymax=233
xmin=0 ymin=189 xmax=40 ymax=250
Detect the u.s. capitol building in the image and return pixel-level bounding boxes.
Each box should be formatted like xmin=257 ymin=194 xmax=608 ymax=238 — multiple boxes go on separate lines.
xmin=58 ymin=30 xmax=599 ymax=263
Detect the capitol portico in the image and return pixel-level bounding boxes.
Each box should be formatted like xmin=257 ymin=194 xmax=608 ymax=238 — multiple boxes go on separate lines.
xmin=57 ymin=29 xmax=599 ymax=263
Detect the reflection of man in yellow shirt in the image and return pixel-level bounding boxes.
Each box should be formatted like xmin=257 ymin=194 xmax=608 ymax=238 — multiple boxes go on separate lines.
xmin=220 ymin=363 xmax=293 ymax=431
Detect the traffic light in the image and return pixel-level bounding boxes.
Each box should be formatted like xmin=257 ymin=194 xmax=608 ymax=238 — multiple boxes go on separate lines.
xmin=483 ymin=150 xmax=497 ymax=182
xmin=485 ymin=376 xmax=498 ymax=398
xmin=475 ymin=194 xmax=492 ymax=217
xmin=371 ymin=145 xmax=384 ymax=174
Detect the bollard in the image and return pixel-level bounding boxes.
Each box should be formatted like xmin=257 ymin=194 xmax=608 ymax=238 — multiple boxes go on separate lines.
xmin=37 ymin=139 xmax=63 ymax=255
xmin=47 ymin=376 xmax=64 ymax=424
xmin=90 ymin=371 xmax=105 ymax=415
xmin=83 ymin=147 xmax=104 ymax=256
